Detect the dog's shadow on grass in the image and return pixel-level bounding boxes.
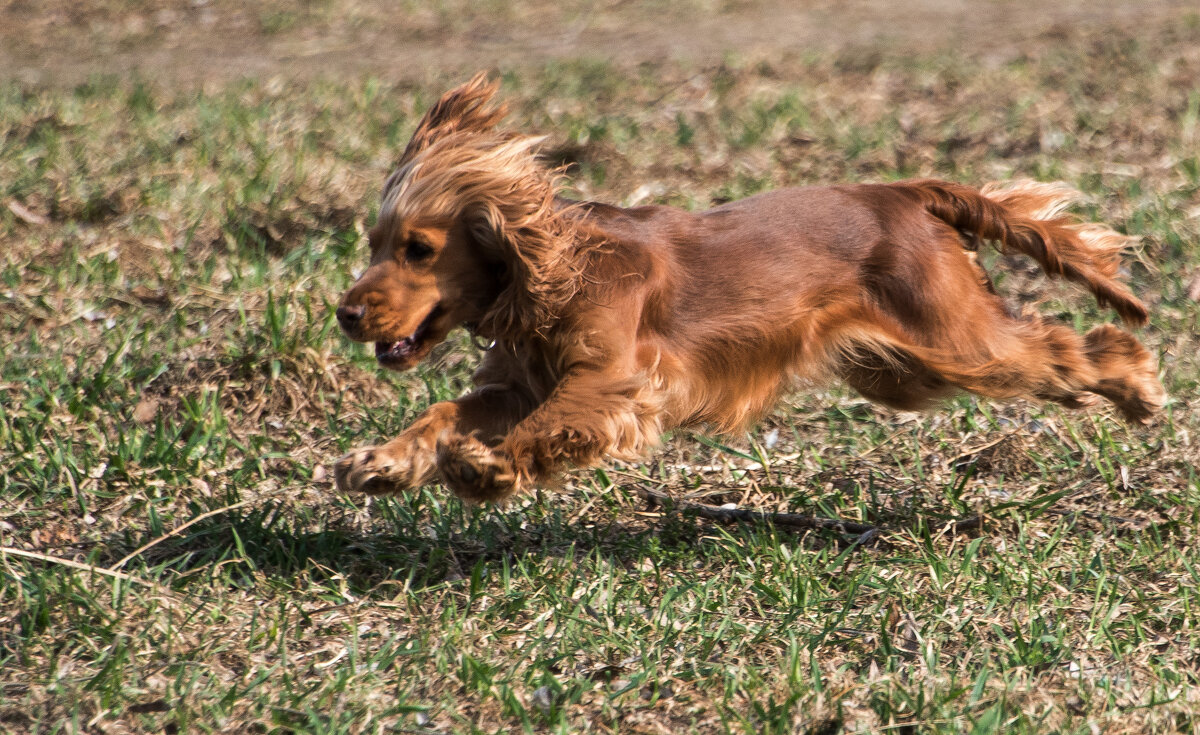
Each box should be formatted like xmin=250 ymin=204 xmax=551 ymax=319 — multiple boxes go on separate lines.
xmin=104 ymin=496 xmax=795 ymax=596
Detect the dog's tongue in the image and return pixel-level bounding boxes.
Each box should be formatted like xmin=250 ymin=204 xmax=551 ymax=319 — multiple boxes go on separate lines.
xmin=376 ymin=338 xmax=417 ymax=358
xmin=374 ymin=306 xmax=440 ymax=362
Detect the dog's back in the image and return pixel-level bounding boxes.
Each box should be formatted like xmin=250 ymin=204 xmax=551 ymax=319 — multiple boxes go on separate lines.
xmin=565 ymin=182 xmax=1161 ymax=429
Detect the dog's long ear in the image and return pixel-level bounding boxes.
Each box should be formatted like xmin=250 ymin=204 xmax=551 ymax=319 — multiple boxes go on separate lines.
xmin=397 ymin=72 xmax=506 ymax=169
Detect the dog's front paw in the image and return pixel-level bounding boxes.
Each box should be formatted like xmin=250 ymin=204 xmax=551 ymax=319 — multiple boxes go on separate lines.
xmin=333 ymin=441 xmax=436 ymax=495
xmin=436 ymin=435 xmax=520 ymax=504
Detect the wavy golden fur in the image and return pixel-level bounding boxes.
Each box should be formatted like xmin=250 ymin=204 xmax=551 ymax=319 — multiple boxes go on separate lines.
xmin=333 ymin=74 xmax=1164 ymax=503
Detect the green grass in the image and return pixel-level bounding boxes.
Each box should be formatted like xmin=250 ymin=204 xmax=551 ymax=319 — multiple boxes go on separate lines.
xmin=3 ymin=29 xmax=1200 ymax=734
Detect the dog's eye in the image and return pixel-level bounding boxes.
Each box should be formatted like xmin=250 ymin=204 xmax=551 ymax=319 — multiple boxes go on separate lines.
xmin=405 ymin=240 xmax=434 ymax=262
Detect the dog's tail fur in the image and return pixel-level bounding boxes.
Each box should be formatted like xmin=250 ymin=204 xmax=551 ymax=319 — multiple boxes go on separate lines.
xmin=908 ymin=179 xmax=1148 ymax=326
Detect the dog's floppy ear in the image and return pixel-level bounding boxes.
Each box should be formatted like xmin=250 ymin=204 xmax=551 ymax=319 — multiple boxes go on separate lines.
xmin=397 ymin=72 xmax=506 ymax=170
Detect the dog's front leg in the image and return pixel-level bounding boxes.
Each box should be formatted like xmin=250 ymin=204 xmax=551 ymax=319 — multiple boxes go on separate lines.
xmin=333 ymin=386 xmax=531 ymax=496
xmin=436 ymin=371 xmax=655 ymax=503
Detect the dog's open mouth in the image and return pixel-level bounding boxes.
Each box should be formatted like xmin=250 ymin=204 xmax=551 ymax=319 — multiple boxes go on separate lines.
xmin=375 ymin=306 xmax=442 ymax=368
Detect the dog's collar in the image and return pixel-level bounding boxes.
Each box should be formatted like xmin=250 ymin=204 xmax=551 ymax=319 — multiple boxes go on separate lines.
xmin=464 ymin=323 xmax=497 ymax=351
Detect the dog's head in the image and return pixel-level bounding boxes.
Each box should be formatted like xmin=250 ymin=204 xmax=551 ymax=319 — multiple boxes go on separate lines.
xmin=334 ymin=203 xmax=505 ymax=370
xmin=336 ymin=75 xmax=573 ymax=371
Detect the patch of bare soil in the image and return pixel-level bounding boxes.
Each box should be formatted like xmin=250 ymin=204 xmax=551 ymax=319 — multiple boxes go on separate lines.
xmin=2 ymin=0 xmax=1197 ymax=87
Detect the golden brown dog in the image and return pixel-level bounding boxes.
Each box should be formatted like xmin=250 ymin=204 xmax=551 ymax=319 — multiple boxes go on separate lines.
xmin=333 ymin=74 xmax=1163 ymax=503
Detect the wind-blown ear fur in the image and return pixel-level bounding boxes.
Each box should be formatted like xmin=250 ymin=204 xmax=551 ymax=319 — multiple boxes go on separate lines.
xmin=452 ymin=139 xmax=581 ymax=340
xmin=396 ymin=72 xmax=506 ymax=171
xmin=463 ymin=179 xmax=579 ymax=340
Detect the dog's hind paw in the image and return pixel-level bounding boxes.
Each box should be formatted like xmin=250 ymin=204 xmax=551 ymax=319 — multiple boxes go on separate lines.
xmin=333 ymin=441 xmax=436 ymax=496
xmin=436 ymin=435 xmax=519 ymax=503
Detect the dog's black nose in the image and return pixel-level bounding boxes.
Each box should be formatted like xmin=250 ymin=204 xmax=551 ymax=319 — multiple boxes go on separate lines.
xmin=336 ymin=304 xmax=365 ymax=331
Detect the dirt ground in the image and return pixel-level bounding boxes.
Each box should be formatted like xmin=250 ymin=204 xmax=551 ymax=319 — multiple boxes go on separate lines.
xmin=2 ymin=0 xmax=1197 ymax=87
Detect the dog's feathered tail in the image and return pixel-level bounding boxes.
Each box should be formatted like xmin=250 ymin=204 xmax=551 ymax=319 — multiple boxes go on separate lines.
xmin=826 ymin=179 xmax=1162 ymax=423
xmin=906 ymin=179 xmax=1148 ymax=326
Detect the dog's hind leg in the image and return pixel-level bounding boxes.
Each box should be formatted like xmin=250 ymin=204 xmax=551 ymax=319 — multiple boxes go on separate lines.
xmin=1076 ymin=323 xmax=1165 ymax=423
xmin=837 ymin=313 xmax=1163 ymax=423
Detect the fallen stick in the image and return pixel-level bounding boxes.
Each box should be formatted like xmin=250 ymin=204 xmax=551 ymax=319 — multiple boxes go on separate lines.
xmin=635 ymin=486 xmax=878 ymax=536
xmin=110 ymin=500 xmax=249 ymax=571
xmin=1 ymin=546 xmax=162 ymax=589
xmin=946 ymin=515 xmax=985 ymax=533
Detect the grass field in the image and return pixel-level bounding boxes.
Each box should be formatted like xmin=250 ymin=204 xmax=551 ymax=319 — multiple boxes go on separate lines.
xmin=3 ymin=15 xmax=1200 ymax=735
